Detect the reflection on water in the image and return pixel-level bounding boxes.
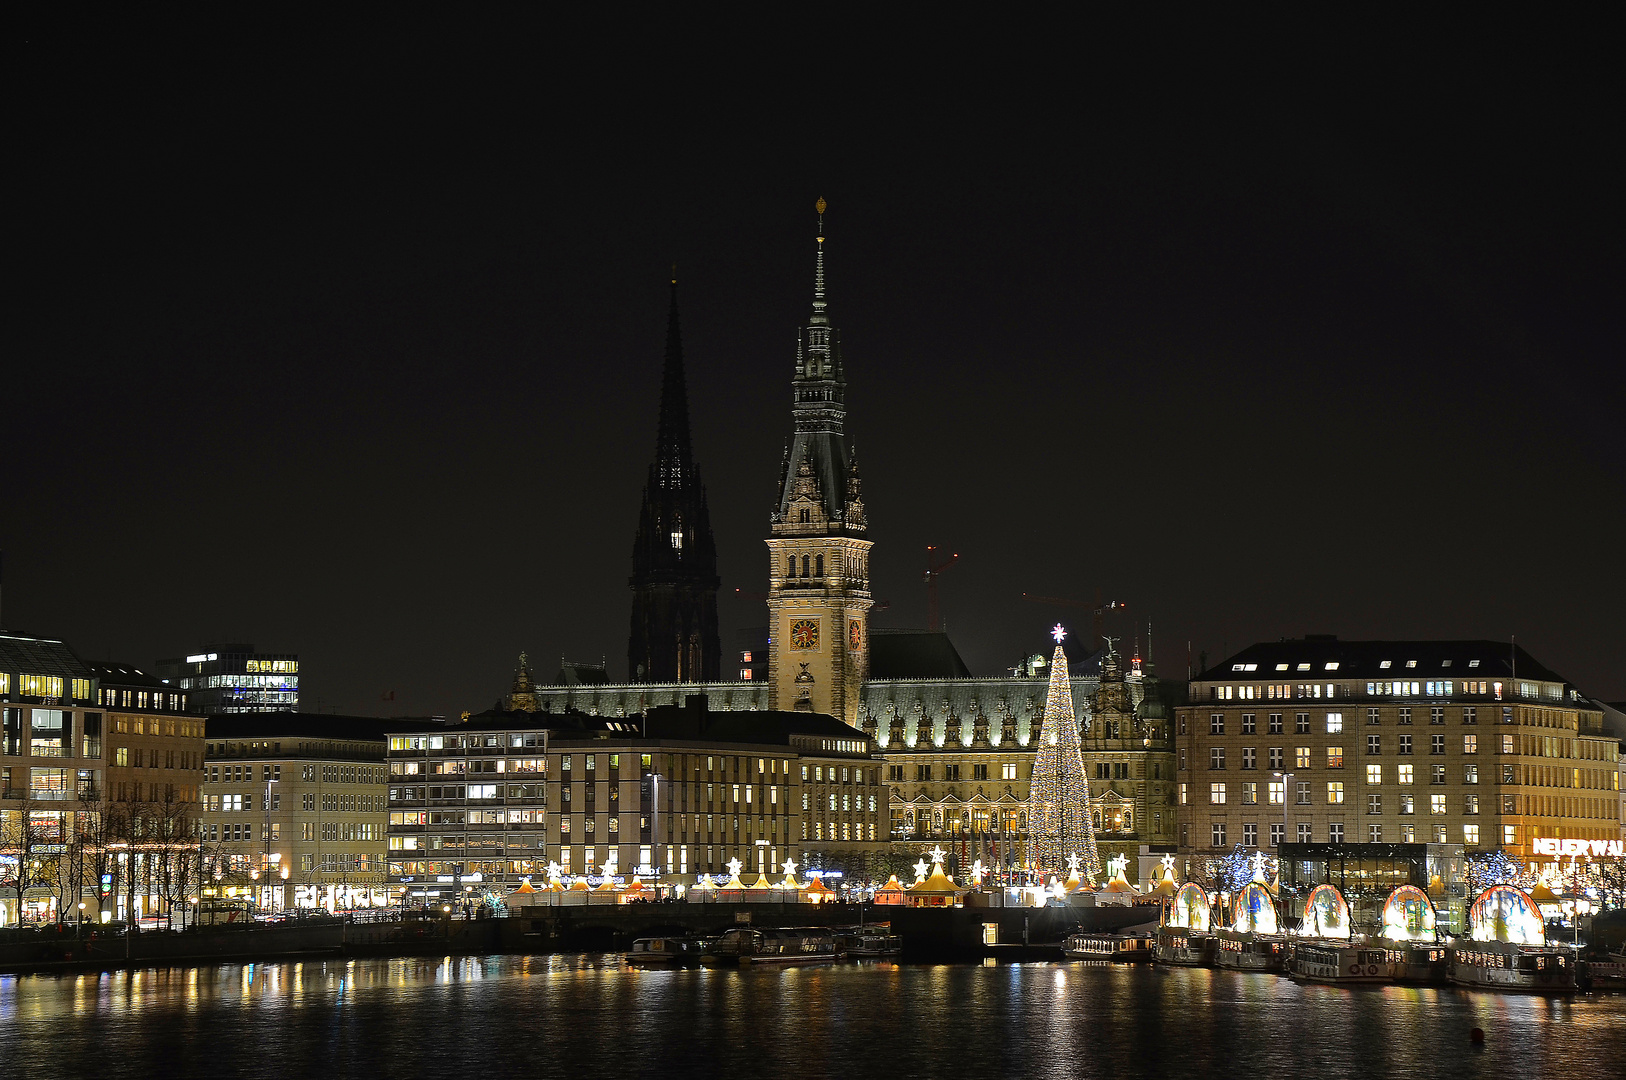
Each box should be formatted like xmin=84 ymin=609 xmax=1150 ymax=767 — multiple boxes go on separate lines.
xmin=3 ymin=957 xmax=1624 ymax=1078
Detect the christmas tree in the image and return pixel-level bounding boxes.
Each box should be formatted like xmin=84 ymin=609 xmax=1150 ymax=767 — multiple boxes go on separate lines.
xmin=1029 ymin=625 xmax=1101 ymax=880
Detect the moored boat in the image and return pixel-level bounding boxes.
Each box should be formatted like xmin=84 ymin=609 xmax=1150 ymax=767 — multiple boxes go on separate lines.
xmin=837 ymin=925 xmax=902 ymax=958
xmin=1446 ymin=884 xmax=1577 ymax=993
xmin=1154 ymin=882 xmax=1215 ymax=967
xmin=1213 ymin=929 xmax=1286 ymax=972
xmin=1063 ymin=931 xmax=1153 ymax=962
xmin=1376 ymin=884 xmax=1446 ymax=984
xmin=701 ymin=927 xmax=838 ymax=966
xmin=626 ymin=935 xmax=708 ymax=966
xmin=1285 ymin=941 xmax=1399 ymax=984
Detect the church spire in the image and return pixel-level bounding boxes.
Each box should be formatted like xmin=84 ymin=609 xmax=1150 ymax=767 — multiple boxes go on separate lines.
xmin=811 ymin=197 xmax=829 ymax=327
xmin=654 ymin=272 xmax=693 ymax=490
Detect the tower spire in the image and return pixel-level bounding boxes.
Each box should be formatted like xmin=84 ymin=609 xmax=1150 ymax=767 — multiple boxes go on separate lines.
xmin=654 ymin=272 xmax=693 ymax=489
xmin=812 ymin=196 xmax=828 ymax=326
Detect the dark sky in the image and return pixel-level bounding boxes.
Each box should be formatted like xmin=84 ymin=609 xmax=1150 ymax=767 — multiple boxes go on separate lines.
xmin=12 ymin=17 xmax=1624 ymax=715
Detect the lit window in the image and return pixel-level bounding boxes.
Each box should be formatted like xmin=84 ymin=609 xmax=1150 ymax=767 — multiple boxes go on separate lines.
xmin=1267 ymin=781 xmax=1284 ymax=805
xmin=1326 ymin=713 xmax=1343 ymax=733
xmin=1430 ymin=794 xmax=1447 ymax=815
xmin=1210 ymin=783 xmax=1227 ymax=805
xmin=1327 ymin=782 xmax=1345 ymax=804
xmin=1398 ymin=764 xmax=1414 ymax=784
xmin=1463 ymin=824 xmax=1480 ymax=846
xmin=1463 ymin=734 xmax=1477 ymax=754
xmin=1366 ymin=764 xmax=1382 ymax=784
xmin=1326 ymin=746 xmax=1343 ymax=769
xmin=1295 ymin=747 xmax=1311 ymax=769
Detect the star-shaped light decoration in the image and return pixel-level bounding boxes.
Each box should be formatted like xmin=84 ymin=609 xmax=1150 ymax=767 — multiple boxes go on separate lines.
xmin=600 ymin=851 xmax=618 ymax=877
xmin=1051 ymin=623 xmax=1067 ymax=644
xmin=782 ymin=858 xmax=798 ymax=878
xmin=1108 ymin=853 xmax=1128 ymax=880
xmin=1160 ymin=854 xmax=1176 ymax=876
xmin=971 ymin=859 xmax=985 ymax=885
xmin=726 ymin=857 xmax=743 ymax=878
xmin=1066 ymin=851 xmax=1082 ymax=875
xmin=928 ymin=845 xmax=947 ymax=866
xmin=545 ymin=861 xmax=563 ymax=883
xmin=913 ymin=859 xmax=930 ymax=882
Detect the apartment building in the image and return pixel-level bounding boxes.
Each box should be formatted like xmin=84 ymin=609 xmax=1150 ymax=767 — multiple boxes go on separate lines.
xmin=2 ymin=634 xmax=205 ymax=926
xmin=1175 ymin=638 xmax=1617 ymax=869
xmin=199 ymin=715 xmax=391 ymax=911
xmin=385 ymin=698 xmax=882 ymax=904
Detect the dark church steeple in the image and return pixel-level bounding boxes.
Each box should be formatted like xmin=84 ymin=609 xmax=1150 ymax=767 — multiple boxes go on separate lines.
xmin=628 ymin=277 xmax=721 ymax=683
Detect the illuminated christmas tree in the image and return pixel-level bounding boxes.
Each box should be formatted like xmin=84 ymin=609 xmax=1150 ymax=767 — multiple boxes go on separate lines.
xmin=1029 ymin=625 xmax=1101 ymax=880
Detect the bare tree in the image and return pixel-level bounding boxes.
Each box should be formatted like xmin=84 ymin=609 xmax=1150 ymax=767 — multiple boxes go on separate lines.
xmin=151 ymin=784 xmax=201 ymax=929
xmin=0 ymin=797 xmax=61 ymax=927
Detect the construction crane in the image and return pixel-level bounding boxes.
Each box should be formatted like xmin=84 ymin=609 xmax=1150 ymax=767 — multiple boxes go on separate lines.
xmin=1020 ymin=589 xmax=1127 ymax=653
xmin=924 ymin=546 xmax=958 ymax=633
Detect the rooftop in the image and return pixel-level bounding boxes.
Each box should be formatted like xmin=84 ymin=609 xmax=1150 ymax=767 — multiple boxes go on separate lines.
xmin=1195 ymin=638 xmax=1575 ymax=690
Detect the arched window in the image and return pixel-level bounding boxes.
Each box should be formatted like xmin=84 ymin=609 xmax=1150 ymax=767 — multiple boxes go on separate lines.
xmin=814 ymin=554 xmax=823 ymax=577
xmin=802 ymin=555 xmax=810 ymax=577
xmin=787 ymin=555 xmax=796 ymax=578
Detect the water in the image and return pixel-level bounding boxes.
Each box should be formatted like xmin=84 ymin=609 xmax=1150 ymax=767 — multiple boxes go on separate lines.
xmin=3 ymin=956 xmax=1623 ymax=1078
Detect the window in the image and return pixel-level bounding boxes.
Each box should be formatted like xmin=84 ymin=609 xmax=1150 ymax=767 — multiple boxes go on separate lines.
xmin=1503 ymin=825 xmax=1517 ymax=846
xmin=1267 ymin=781 xmax=1284 ymax=805
xmin=1430 ymin=734 xmax=1445 ymax=755
xmin=1296 ymin=713 xmax=1310 ymax=734
xmin=1210 ymin=783 xmax=1227 ymax=805
xmin=1326 ymin=746 xmax=1343 ymax=769
xmin=1501 ymin=734 xmax=1515 ymax=753
xmin=1243 ymin=822 xmax=1258 ymax=846
xmin=1464 ymin=765 xmax=1478 ymax=784
xmin=1211 ymin=822 xmax=1227 ymax=848
xmin=1178 ymin=715 xmax=1188 ymax=736
xmin=1241 ymin=782 xmax=1257 ymax=805
xmin=1326 ymin=713 xmax=1343 ymax=734
xmin=1370 ymin=825 xmax=1384 ymax=842
xmin=1463 ymin=734 xmax=1477 ymax=755
xmin=1329 ymin=823 xmax=1345 ymax=843
xmin=1178 ymin=783 xmax=1188 ymax=805
xmin=1368 ymin=734 xmax=1381 ymax=755
xmin=1430 ymin=706 xmax=1445 ymax=725
xmin=1209 ymin=714 xmax=1225 ymax=735
xmin=1268 ymin=747 xmax=1284 ymax=770
xmin=1398 ymin=708 xmax=1412 ymax=725
xmin=1429 ymin=793 xmax=1446 ymax=814
xmin=1464 ymin=794 xmax=1479 ymax=815
xmin=1268 ymin=713 xmax=1283 ymax=735
xmin=1463 ymin=824 xmax=1480 ymax=846
xmin=1399 ymin=794 xmax=1414 ymax=815
xmin=1398 ymin=734 xmax=1413 ymax=755
xmin=1269 ymin=822 xmax=1284 ymax=848
xmin=1241 ymin=713 xmax=1256 ymax=734
xmin=1400 ymin=824 xmax=1416 ymax=843
xmin=1295 ymin=747 xmax=1311 ymax=769
xmin=1368 ymin=794 xmax=1382 ymax=815
xmin=1242 ymin=747 xmax=1256 ymax=770
xmin=1297 ymin=823 xmax=1312 ymax=843
xmin=1463 ymin=707 xmax=1477 ymax=725
xmin=1001 ymin=763 xmax=1018 ymax=780
xmin=1209 ymin=748 xmax=1225 ymax=771
xmin=1327 ymin=782 xmax=1345 ymax=804
xmin=1433 ymin=825 xmax=1448 ymax=843
xmin=1398 ymin=764 xmax=1414 ymax=784
xmin=1431 ymin=765 xmax=1446 ymax=785
xmin=1367 ymin=708 xmax=1381 ymax=726
xmin=1178 ymin=749 xmax=1187 ymax=771
xmin=1366 ymin=764 xmax=1382 ymax=785
xmin=1295 ymin=782 xmax=1310 ymax=805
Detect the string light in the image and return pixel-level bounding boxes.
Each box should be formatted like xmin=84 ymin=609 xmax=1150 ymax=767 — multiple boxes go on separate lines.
xmin=1029 ymin=638 xmax=1101 ymax=880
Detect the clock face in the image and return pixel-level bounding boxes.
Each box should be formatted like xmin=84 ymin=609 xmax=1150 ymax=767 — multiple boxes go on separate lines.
xmin=790 ymin=619 xmax=819 ymax=650
xmin=849 ymin=620 xmax=862 ymax=650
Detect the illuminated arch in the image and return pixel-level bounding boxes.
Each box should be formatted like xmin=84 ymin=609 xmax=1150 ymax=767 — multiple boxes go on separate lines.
xmin=1231 ymin=881 xmax=1278 ymax=934
xmin=1169 ymin=882 xmax=1211 ymax=931
xmin=1300 ymin=884 xmax=1350 ymax=939
xmin=1468 ymin=884 xmax=1545 ymax=945
xmin=1380 ymin=885 xmax=1438 ymax=942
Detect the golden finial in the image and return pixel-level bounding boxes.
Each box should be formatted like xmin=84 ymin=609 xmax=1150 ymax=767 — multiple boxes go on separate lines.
xmin=671 ymin=262 xmax=677 ymax=285
xmin=815 ymin=196 xmax=827 ymax=215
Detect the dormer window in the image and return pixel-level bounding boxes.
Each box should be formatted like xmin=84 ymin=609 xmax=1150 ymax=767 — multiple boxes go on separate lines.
xmin=800 ymin=509 xmax=811 ymax=524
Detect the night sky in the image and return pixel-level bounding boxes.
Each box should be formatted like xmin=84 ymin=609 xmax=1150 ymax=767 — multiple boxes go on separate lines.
xmin=12 ymin=18 xmax=1623 ymax=716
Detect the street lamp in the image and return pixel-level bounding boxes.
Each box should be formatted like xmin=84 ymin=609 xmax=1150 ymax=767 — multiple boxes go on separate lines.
xmin=1273 ymin=771 xmax=1294 ymax=859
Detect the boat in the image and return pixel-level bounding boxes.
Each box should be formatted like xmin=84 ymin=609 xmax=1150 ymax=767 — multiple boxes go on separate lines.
xmin=625 ymin=935 xmax=709 ymax=966
xmin=837 ymin=925 xmax=902 ymax=958
xmin=1213 ymin=874 xmax=1284 ymax=972
xmin=1284 ymin=883 xmax=1396 ymax=985
xmin=1579 ymin=950 xmax=1626 ymax=992
xmin=1286 ymin=941 xmax=1400 ymax=984
xmin=700 ymin=927 xmax=839 ymax=966
xmin=1063 ymin=930 xmax=1154 ymax=962
xmin=1213 ymin=929 xmax=1286 ymax=972
xmin=1446 ymin=885 xmax=1577 ymax=993
xmin=1153 ymin=883 xmax=1215 ymax=967
xmin=1375 ymin=885 xmax=1447 ymax=984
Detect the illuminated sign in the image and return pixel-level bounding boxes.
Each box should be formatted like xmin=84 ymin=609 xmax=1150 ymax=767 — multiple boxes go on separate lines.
xmin=1532 ymin=838 xmax=1624 ymax=858
xmin=186 ymin=653 xmax=218 ymax=663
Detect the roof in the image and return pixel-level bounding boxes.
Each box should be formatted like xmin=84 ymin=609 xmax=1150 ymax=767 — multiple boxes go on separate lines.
xmin=1195 ymin=638 xmax=1580 ymax=692
xmin=554 ymin=661 xmax=609 ymax=686
xmin=0 ymin=630 xmax=93 ymax=681
xmin=205 ymin=713 xmax=402 ymax=742
xmin=88 ymin=662 xmax=167 ymax=690
xmin=868 ymin=630 xmax=972 ymax=679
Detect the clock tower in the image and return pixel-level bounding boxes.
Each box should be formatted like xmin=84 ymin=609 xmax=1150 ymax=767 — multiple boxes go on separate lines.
xmin=766 ymin=200 xmax=872 ymax=722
